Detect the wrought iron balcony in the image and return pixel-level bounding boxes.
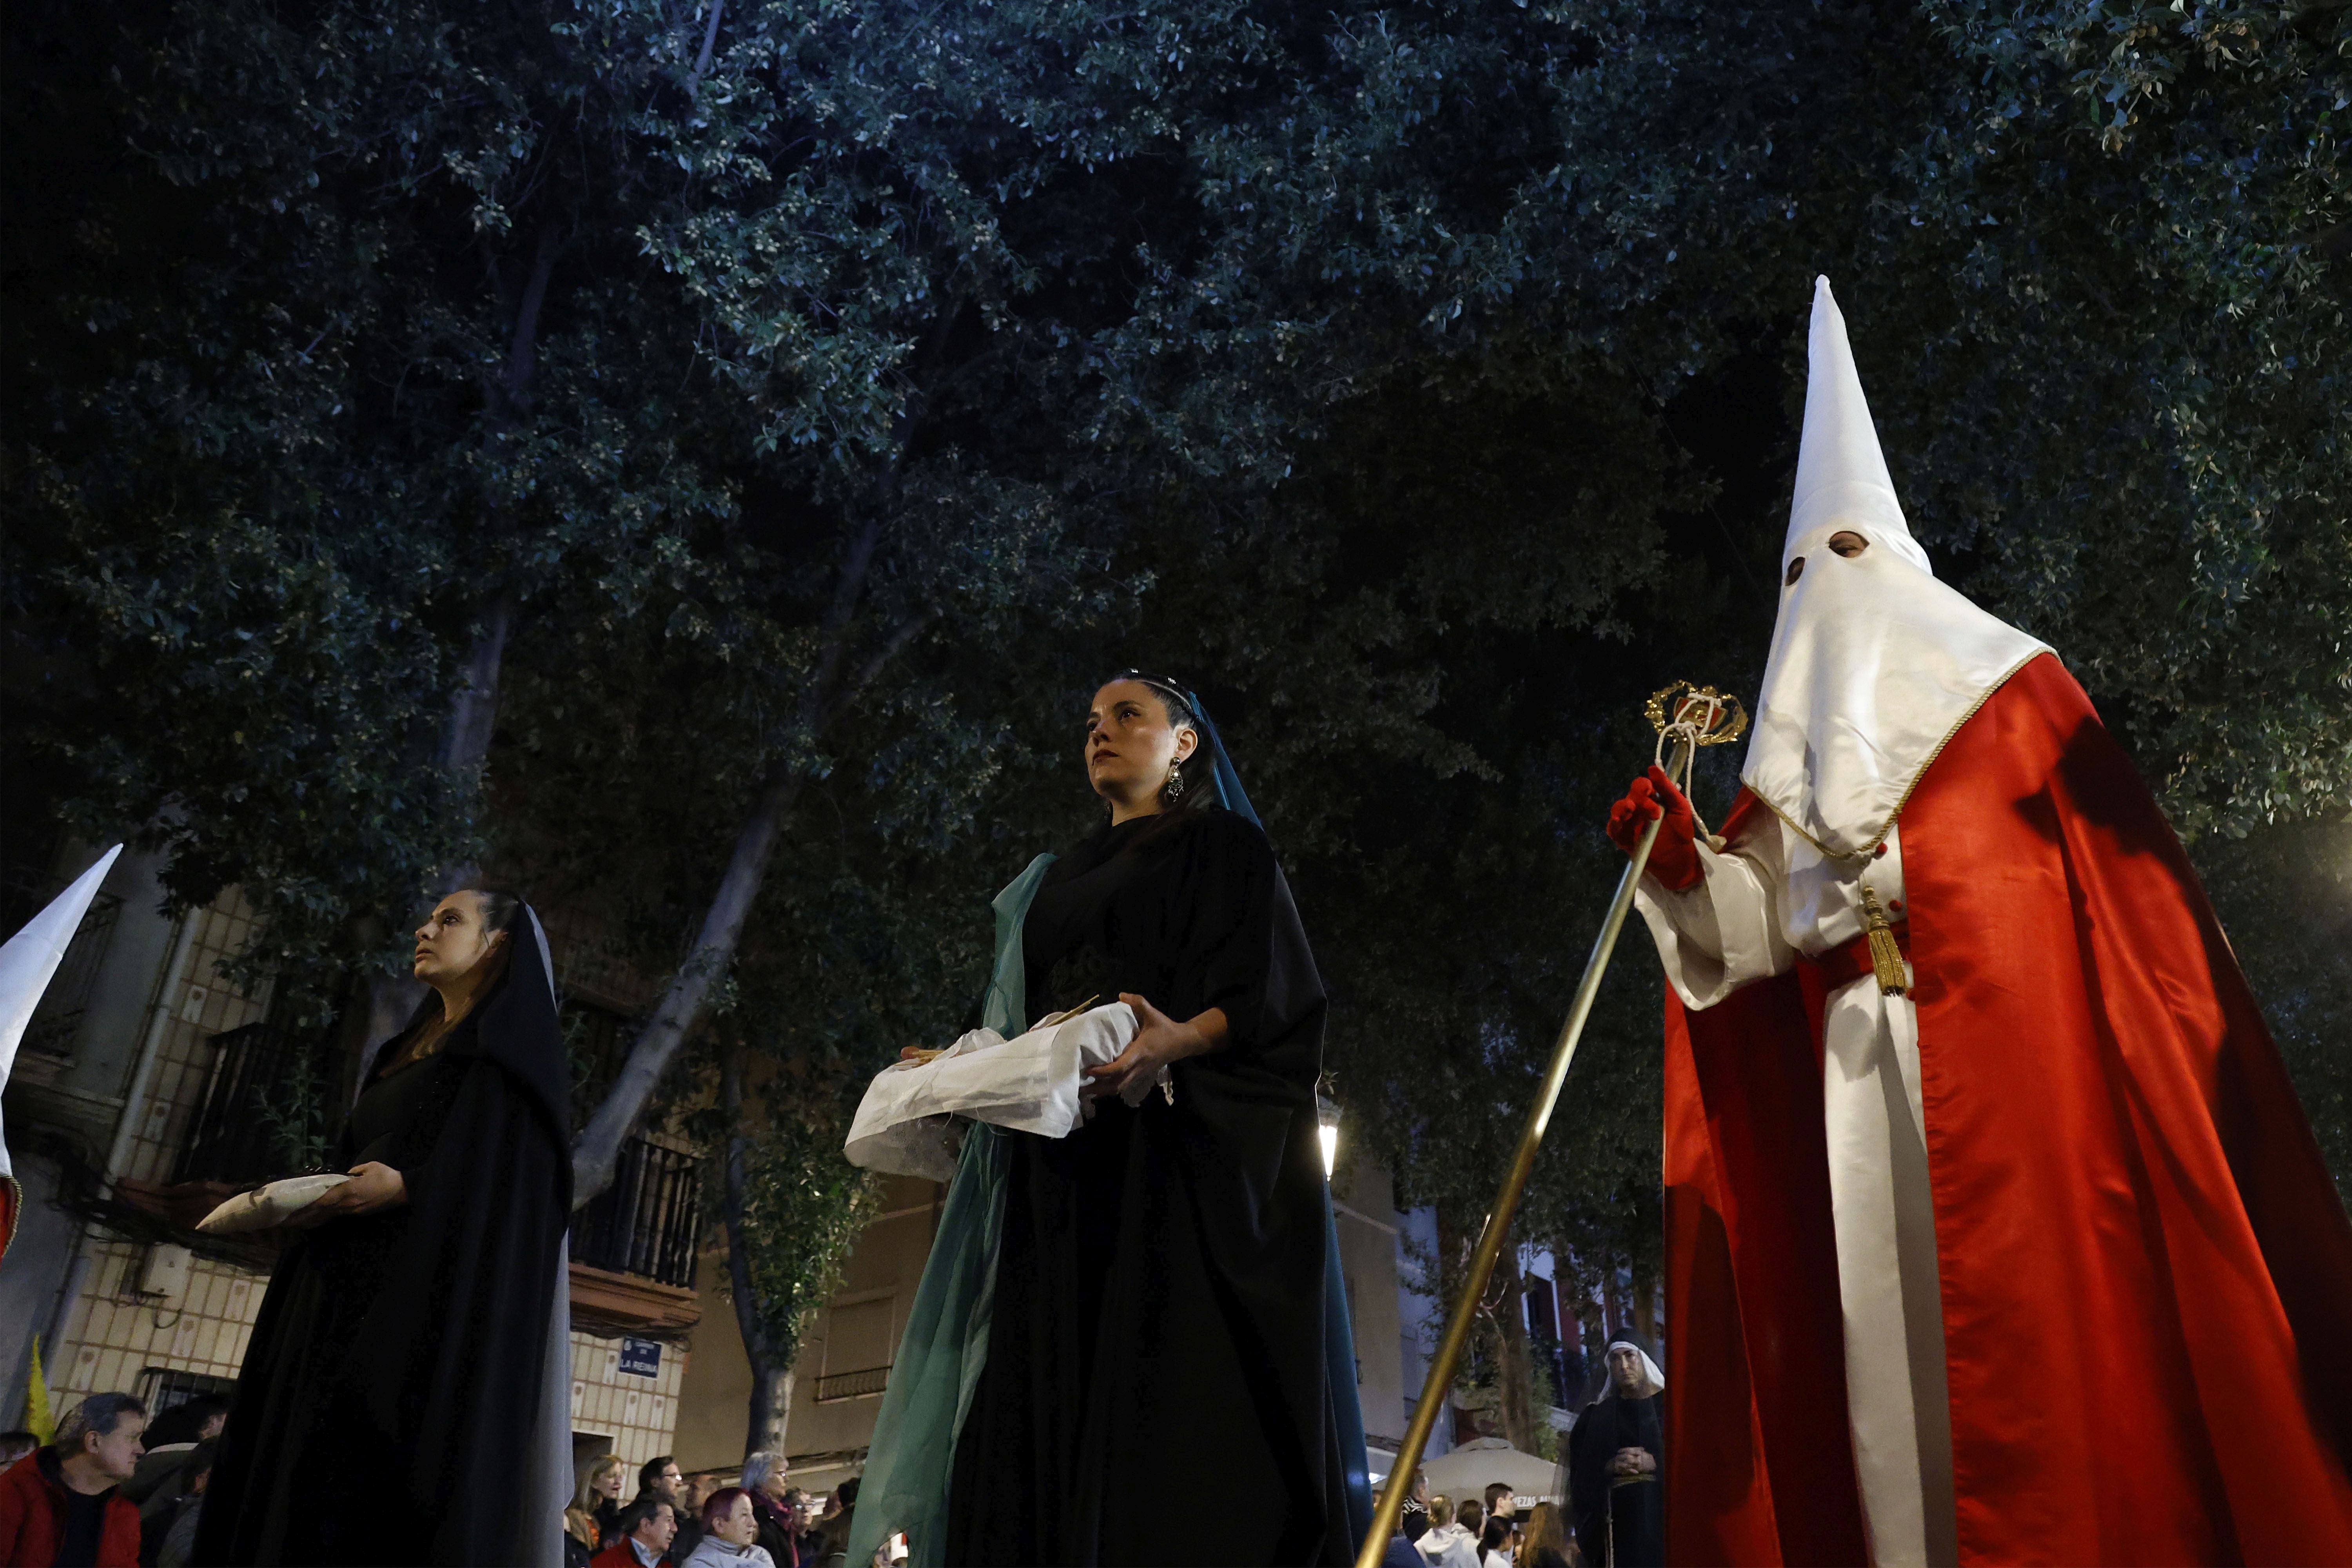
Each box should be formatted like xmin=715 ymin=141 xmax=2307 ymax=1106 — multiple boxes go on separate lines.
xmin=814 ymin=1365 xmax=893 ymax=1403
xmin=174 ymin=1016 xmax=335 ymax=1187
xmin=571 ymin=1134 xmax=702 ymax=1289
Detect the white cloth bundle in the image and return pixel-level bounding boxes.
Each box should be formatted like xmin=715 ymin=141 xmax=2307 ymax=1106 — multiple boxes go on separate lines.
xmin=845 ymin=1003 xmax=1141 ymax=1181
xmin=196 ymin=1173 xmax=351 ymax=1234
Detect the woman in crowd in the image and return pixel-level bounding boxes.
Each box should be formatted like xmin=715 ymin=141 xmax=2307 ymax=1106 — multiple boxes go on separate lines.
xmin=682 ymin=1489 xmax=777 ymax=1568
xmin=853 ymin=673 xmax=1371 ymax=1565
xmin=741 ymin=1454 xmax=797 ymax=1567
xmin=569 ymin=1454 xmax=627 ymax=1565
xmin=1517 ymin=1504 xmax=1572 ymax=1568
xmin=1479 ymin=1512 xmax=1516 ymax=1568
xmin=196 ymin=890 xmax=574 ymax=1566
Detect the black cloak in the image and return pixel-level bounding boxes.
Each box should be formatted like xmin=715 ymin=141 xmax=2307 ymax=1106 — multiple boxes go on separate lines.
xmin=944 ymin=805 xmax=1360 ymax=1565
xmin=195 ymin=909 xmax=571 ymax=1567
xmin=1567 ymin=1392 xmax=1666 ymax=1568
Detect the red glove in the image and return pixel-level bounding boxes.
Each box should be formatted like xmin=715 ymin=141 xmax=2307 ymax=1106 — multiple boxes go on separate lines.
xmin=1606 ymin=765 xmax=1704 ymax=891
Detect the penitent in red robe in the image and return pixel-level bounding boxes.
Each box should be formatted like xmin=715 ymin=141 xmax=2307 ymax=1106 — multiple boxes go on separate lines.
xmin=1662 ymin=653 xmax=2352 ymax=1566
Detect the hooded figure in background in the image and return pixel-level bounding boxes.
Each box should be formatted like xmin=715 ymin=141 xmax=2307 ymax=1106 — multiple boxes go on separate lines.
xmin=1608 ymin=278 xmax=2352 ymax=1566
xmin=1566 ymin=1340 xmax=1665 ymax=1568
xmin=197 ymin=892 xmax=573 ymax=1567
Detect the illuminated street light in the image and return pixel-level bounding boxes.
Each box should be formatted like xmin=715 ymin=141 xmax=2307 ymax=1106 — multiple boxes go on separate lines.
xmin=1317 ymin=1093 xmax=1341 ymax=1179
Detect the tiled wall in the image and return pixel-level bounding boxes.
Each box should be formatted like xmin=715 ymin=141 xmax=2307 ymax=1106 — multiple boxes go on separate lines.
xmin=50 ymin=1243 xmax=268 ymax=1404
xmin=48 ymin=888 xmax=277 ymax=1410
xmin=570 ymin=1330 xmax=688 ymax=1467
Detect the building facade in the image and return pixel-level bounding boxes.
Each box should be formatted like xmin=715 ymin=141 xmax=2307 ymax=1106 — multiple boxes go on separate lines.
xmin=4 ymin=843 xmax=1421 ymax=1505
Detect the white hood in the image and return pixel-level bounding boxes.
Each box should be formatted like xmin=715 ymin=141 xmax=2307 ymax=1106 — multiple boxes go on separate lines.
xmin=1741 ymin=278 xmax=2048 ymax=858
xmin=0 ymin=846 xmax=123 ymax=1181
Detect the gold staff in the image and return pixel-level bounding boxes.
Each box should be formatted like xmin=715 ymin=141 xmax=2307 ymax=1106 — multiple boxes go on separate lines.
xmin=1354 ymin=682 xmax=1746 ymax=1568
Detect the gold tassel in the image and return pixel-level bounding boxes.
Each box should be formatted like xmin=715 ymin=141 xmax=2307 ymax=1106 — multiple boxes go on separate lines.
xmin=1860 ymin=884 xmax=1908 ymax=996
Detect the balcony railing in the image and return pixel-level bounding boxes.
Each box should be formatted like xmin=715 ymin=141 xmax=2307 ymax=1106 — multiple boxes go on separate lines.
xmin=814 ymin=1365 xmax=892 ymax=1403
xmin=177 ymin=1021 xmax=704 ymax=1296
xmin=571 ymin=1135 xmax=702 ymax=1289
xmin=174 ymin=1017 xmax=336 ymax=1185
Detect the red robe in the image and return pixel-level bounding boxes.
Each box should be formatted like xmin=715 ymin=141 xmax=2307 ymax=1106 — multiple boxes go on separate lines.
xmin=1662 ymin=653 xmax=2352 ymax=1565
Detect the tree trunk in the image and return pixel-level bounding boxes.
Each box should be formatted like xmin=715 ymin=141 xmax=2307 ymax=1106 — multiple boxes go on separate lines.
xmin=438 ymin=592 xmax=515 ymax=776
xmin=568 ymin=516 xmax=930 ymax=1207
xmin=721 ymin=1044 xmax=795 ymax=1458
xmin=1632 ymin=1267 xmax=1659 ymax=1351
xmin=1494 ymin=1245 xmax=1539 ymax=1453
xmin=745 ymin=1363 xmax=794 ymax=1459
xmin=572 ymin=770 xmax=802 ymax=1204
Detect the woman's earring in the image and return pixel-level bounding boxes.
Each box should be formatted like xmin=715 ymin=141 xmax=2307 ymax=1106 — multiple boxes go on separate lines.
xmin=1165 ymin=762 xmax=1185 ymax=801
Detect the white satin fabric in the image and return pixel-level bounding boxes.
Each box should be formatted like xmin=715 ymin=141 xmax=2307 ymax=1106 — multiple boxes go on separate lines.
xmin=0 ymin=845 xmax=123 ymax=1184
xmin=845 ymin=1003 xmax=1141 ymax=1181
xmin=1743 ymin=279 xmax=2045 ymax=858
xmin=1635 ymin=826 xmax=1957 ymax=1568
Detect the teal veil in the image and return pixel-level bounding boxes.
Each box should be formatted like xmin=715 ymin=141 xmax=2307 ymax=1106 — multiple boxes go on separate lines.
xmin=848 ymin=684 xmax=1372 ymax=1567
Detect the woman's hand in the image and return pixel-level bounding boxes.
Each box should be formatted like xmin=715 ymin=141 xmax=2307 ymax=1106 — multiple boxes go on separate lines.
xmin=288 ymin=1161 xmax=408 ymax=1226
xmin=1082 ymin=997 xmax=1229 ymax=1100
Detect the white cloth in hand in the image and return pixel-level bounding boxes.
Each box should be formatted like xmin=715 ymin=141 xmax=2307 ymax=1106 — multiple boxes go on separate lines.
xmin=844 ymin=1004 xmax=1139 ymax=1181
xmin=196 ymin=1173 xmax=352 ymax=1234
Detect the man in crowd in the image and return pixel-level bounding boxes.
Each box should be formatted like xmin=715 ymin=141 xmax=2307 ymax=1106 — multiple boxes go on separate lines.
xmin=122 ymin=1396 xmax=226 ymax=1520
xmin=635 ymin=1456 xmax=701 ymax=1564
xmin=143 ymin=1437 xmax=216 ymax=1568
xmin=591 ymin=1497 xmax=677 ymax=1568
xmin=1 ymin=1434 xmax=39 ymax=1471
xmin=1566 ymin=1341 xmax=1664 ymax=1568
xmin=0 ymin=1392 xmax=148 ymax=1566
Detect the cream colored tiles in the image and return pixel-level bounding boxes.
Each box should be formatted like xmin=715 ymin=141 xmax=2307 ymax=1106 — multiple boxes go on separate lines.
xmin=568 ymin=1329 xmax=688 ymax=1469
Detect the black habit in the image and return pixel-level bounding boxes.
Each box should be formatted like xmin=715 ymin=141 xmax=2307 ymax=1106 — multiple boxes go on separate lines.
xmin=1567 ymin=1392 xmax=1666 ymax=1568
xmin=196 ymin=916 xmax=571 ymax=1567
xmin=944 ymin=806 xmax=1360 ymax=1565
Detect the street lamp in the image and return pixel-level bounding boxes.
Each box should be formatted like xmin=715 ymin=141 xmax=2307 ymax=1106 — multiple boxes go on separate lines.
xmin=1317 ymin=1093 xmax=1342 ymax=1179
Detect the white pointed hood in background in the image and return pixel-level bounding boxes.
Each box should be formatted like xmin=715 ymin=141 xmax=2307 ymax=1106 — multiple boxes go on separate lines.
xmin=1740 ymin=279 xmax=2048 ymax=858
xmin=0 ymin=846 xmax=123 ymax=1185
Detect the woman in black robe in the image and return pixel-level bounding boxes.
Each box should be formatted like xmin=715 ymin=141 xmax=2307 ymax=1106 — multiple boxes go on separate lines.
xmin=196 ymin=890 xmax=572 ymax=1567
xmin=940 ymin=673 xmax=1369 ymax=1566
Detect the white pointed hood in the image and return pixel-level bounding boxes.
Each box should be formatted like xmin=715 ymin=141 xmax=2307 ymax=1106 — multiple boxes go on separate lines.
xmin=1 ymin=846 xmax=123 ymax=1183
xmin=1740 ymin=279 xmax=2047 ymax=858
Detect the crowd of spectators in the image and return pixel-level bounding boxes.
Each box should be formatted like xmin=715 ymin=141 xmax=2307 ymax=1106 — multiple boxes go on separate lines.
xmin=11 ymin=1392 xmax=1591 ymax=1568
xmin=1397 ymin=1472 xmax=1578 ymax=1568
xmin=563 ymin=1448 xmax=867 ymax=1568
xmin=4 ymin=1392 xmax=890 ymax=1568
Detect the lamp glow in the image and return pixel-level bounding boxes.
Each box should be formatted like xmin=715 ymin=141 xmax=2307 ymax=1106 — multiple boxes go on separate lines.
xmin=1316 ymin=1094 xmax=1342 ymax=1179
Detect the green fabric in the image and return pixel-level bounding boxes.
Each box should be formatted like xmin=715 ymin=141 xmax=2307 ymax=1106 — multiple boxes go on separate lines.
xmin=846 ymin=851 xmax=1053 ymax=1568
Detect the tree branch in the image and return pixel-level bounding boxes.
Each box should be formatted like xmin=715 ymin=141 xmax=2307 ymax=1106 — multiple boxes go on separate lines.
xmin=691 ymin=0 xmax=725 ymax=86
xmin=571 ymin=768 xmax=802 ymax=1203
xmin=820 ymin=610 xmax=937 ymax=734
xmin=500 ymin=225 xmax=561 ymax=417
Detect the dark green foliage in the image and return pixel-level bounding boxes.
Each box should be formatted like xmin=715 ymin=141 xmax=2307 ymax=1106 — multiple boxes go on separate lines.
xmin=5 ymin=0 xmax=2345 ymax=1370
